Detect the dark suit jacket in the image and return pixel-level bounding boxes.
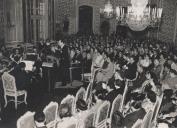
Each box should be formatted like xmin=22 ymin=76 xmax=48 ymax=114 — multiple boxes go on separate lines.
xmin=125 ymin=62 xmax=137 ymax=80
xmin=105 ymin=89 xmax=122 ymax=104
xmin=10 ymin=67 xmax=30 ymax=90
xmin=123 ymin=108 xmax=146 ymax=128
xmin=60 ymin=45 xmax=70 ymax=68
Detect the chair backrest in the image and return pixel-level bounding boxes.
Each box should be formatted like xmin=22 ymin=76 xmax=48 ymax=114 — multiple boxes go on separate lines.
xmin=74 ymin=87 xmax=86 ymax=113
xmin=43 ymin=101 xmax=59 ymax=125
xmin=65 ymin=123 xmax=77 ymax=128
xmin=61 ymin=95 xmax=75 ymax=115
xmin=82 ymin=112 xmax=95 ymax=128
xmin=2 ymin=72 xmax=17 ymax=93
xmin=110 ymin=95 xmax=122 ymax=118
xmin=85 ymin=83 xmax=92 ymax=102
xmin=141 ymin=110 xmax=153 ymax=128
xmin=95 ymin=101 xmax=110 ymax=127
xmin=152 ymin=93 xmax=164 ymax=123
xmin=120 ymin=81 xmax=129 ymax=112
xmin=17 ymin=111 xmax=35 ymax=128
xmin=132 ymin=119 xmax=142 ymax=128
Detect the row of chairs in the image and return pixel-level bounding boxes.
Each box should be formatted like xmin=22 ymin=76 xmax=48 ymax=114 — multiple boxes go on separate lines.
xmin=16 ymin=85 xmax=89 ymax=128
xmin=16 ymin=70 xmax=164 ymax=128
xmin=81 ymin=67 xmax=164 ymax=128
xmin=16 ymin=94 xmax=121 ymax=128
xmin=16 ymin=91 xmax=164 ymax=128
xmin=16 ymin=73 xmax=125 ymax=128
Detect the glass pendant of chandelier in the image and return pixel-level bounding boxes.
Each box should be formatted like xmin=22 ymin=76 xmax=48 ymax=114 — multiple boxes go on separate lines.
xmin=100 ymin=0 xmax=114 ymax=19
xmin=116 ymin=0 xmax=163 ymax=31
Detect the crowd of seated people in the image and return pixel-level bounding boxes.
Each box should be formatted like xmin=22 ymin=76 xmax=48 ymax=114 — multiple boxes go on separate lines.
xmin=47 ymin=34 xmax=177 ymax=127
xmin=1 ymin=33 xmax=177 ymax=127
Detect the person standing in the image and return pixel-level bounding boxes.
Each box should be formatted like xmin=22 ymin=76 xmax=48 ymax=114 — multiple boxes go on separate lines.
xmin=58 ymin=39 xmax=70 ymax=86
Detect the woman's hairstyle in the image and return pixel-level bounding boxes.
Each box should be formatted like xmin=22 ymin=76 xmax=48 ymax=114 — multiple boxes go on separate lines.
xmin=131 ymin=93 xmax=145 ymax=101
xmin=34 ymin=111 xmax=46 ymax=123
xmin=94 ymin=90 xmax=106 ymax=100
xmin=147 ymin=90 xmax=156 ymax=103
xmin=132 ymin=101 xmax=142 ymax=109
xmin=76 ymin=99 xmax=87 ymax=111
xmin=170 ymin=69 xmax=177 ymax=75
xmin=58 ymin=103 xmax=71 ymax=118
xmin=18 ymin=62 xmax=26 ymax=68
xmin=108 ymin=54 xmax=114 ymax=62
xmin=97 ymin=47 xmax=103 ymax=55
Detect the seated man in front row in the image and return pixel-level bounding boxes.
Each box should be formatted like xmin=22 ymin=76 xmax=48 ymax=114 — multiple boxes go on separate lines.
xmin=10 ymin=62 xmax=31 ymax=91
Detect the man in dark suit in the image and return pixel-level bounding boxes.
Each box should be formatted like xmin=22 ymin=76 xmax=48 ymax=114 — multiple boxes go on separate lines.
xmin=10 ymin=62 xmax=31 ymax=90
xmin=58 ymin=40 xmax=70 ymax=86
xmin=124 ymin=56 xmax=137 ymax=80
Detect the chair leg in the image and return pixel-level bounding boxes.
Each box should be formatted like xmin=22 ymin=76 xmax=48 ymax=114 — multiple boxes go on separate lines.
xmin=15 ymin=96 xmax=17 ymax=110
xmin=4 ymin=95 xmax=7 ymax=108
xmin=24 ymin=93 xmax=27 ymax=104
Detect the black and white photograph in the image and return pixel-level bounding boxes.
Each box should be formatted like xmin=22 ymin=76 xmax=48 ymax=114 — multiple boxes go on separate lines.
xmin=0 ymin=0 xmax=177 ymax=128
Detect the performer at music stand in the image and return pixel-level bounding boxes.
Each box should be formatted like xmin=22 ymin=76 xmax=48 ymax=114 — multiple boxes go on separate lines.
xmin=57 ymin=39 xmax=70 ymax=86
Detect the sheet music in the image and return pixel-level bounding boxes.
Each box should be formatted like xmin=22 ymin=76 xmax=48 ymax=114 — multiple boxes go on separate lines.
xmin=42 ymin=62 xmax=53 ymax=68
xmin=21 ymin=60 xmax=34 ymax=71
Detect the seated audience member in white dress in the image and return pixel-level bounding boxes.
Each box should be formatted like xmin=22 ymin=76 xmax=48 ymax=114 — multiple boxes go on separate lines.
xmin=91 ymin=48 xmax=104 ymax=77
xmin=96 ymin=53 xmax=114 ymax=83
xmin=161 ymin=69 xmax=177 ymax=91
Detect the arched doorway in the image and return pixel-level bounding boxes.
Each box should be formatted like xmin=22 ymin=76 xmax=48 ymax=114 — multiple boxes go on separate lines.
xmin=78 ymin=5 xmax=93 ymax=35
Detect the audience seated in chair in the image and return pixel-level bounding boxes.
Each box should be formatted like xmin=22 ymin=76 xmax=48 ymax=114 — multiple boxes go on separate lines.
xmin=76 ymin=99 xmax=87 ymax=112
xmin=8 ymin=34 xmax=177 ymax=128
xmin=95 ymin=52 xmax=114 ymax=83
xmin=60 ymin=95 xmax=75 ymax=116
xmin=34 ymin=111 xmax=47 ymax=128
xmin=123 ymin=93 xmax=146 ymax=128
xmin=59 ymin=103 xmax=72 ymax=119
xmin=73 ymin=87 xmax=86 ymax=113
xmin=105 ymin=79 xmax=124 ymax=105
xmin=93 ymin=90 xmax=106 ymax=105
xmin=111 ymin=111 xmax=124 ymax=128
xmin=94 ymin=101 xmax=110 ymax=128
xmin=10 ymin=62 xmax=31 ymax=91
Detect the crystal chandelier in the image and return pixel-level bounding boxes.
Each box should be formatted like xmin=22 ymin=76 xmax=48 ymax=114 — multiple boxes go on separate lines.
xmin=100 ymin=0 xmax=163 ymax=31
xmin=116 ymin=0 xmax=163 ymax=31
xmin=100 ymin=0 xmax=114 ymax=19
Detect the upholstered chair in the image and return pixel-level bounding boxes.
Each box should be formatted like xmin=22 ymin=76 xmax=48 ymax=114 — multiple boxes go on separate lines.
xmin=2 ymin=72 xmax=27 ymax=109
